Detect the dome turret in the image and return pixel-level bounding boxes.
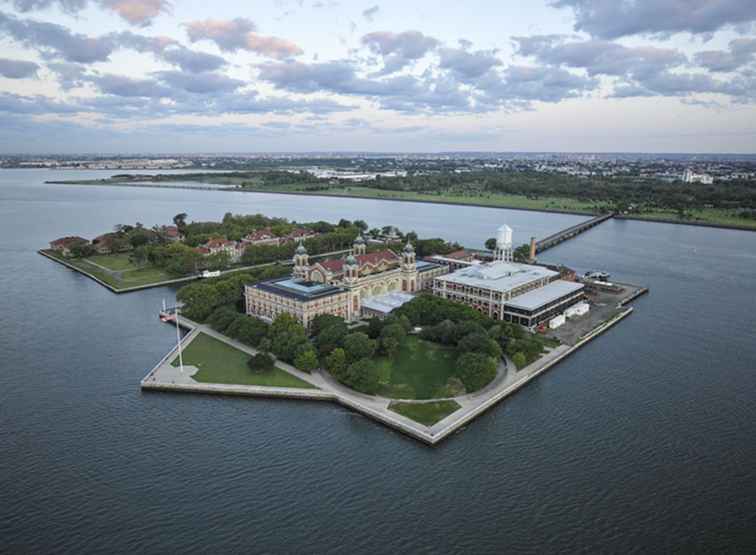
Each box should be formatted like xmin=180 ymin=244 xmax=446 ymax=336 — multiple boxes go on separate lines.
xmin=296 ymin=242 xmax=307 ymax=255
xmin=346 ymin=254 xmax=358 ymax=266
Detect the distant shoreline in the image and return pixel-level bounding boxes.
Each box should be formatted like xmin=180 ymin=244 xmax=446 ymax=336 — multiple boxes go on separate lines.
xmin=46 ymin=179 xmax=756 ymax=233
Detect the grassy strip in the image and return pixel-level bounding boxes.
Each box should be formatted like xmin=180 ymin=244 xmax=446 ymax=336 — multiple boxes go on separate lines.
xmin=388 ymin=400 xmax=462 ymax=426
xmin=43 ymin=250 xmax=178 ymax=289
xmin=174 ymin=332 xmax=316 ymax=389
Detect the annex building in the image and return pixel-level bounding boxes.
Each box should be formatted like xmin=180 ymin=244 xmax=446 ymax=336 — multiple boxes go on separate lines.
xmin=432 ymin=225 xmax=585 ymax=329
xmin=245 ymin=235 xmax=447 ymax=328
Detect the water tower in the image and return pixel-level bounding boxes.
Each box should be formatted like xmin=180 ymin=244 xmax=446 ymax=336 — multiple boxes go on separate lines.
xmin=494 ymin=224 xmax=513 ymax=262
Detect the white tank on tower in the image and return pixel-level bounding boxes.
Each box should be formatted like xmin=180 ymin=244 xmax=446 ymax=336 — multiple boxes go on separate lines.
xmin=494 ymin=224 xmax=514 ymax=262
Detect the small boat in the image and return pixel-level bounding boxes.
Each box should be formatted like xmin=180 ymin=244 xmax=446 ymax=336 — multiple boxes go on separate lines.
xmin=584 ymin=270 xmax=610 ymax=281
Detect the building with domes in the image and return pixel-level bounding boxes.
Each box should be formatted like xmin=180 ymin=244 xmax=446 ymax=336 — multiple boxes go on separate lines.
xmin=244 ymin=235 xmax=445 ymax=327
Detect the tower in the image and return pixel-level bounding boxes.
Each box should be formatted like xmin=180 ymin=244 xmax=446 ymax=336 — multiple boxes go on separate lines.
xmin=401 ymin=241 xmax=417 ymax=292
xmin=494 ymin=224 xmax=513 ymax=263
xmin=353 ymin=234 xmax=367 ymax=256
xmin=293 ymin=241 xmax=310 ymax=279
xmin=344 ymin=254 xmax=359 ymax=284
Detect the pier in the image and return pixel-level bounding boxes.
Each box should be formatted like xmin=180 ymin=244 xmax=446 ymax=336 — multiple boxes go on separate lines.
xmin=535 ymin=213 xmax=614 ymax=254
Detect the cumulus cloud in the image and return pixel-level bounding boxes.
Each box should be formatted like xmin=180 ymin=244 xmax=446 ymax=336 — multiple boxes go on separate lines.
xmin=551 ymin=0 xmax=756 ymax=39
xmin=100 ymin=0 xmax=171 ymax=26
xmin=361 ymin=30 xmax=438 ymax=74
xmin=160 ymin=45 xmax=227 ymax=73
xmin=186 ymin=17 xmax=302 ymax=58
xmin=0 ymin=11 xmax=116 ymax=63
xmin=89 ymin=73 xmax=171 ymax=97
xmin=695 ymin=38 xmax=756 ymax=72
xmin=2 ymin=0 xmax=170 ymax=25
xmin=514 ymin=35 xmax=685 ymax=78
xmin=438 ymin=47 xmax=501 ymax=79
xmin=0 ymin=57 xmax=39 ymax=78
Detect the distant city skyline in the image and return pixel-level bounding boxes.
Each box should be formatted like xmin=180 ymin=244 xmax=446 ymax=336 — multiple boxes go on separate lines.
xmin=1 ymin=0 xmax=756 ymax=153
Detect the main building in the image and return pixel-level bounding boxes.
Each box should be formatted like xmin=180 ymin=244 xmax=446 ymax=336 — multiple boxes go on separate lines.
xmin=244 ymin=235 xmax=446 ymax=328
xmin=245 ymin=225 xmax=585 ymax=331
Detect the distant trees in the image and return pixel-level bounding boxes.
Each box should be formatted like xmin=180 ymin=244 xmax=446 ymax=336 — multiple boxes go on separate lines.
xmin=485 ymin=237 xmax=497 ymax=251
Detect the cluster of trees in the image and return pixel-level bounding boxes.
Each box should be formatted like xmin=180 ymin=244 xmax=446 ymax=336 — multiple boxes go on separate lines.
xmin=176 ymin=265 xmax=290 ymax=321
xmin=399 ymin=294 xmax=546 ymax=377
xmin=206 ymin=307 xmax=318 ymax=374
xmin=311 ymin=314 xmax=412 ymax=395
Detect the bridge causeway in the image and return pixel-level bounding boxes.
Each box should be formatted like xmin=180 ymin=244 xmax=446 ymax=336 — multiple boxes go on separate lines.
xmin=535 ymin=213 xmax=614 ymax=254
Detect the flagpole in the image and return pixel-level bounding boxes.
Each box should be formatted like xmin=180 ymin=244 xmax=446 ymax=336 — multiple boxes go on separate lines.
xmin=175 ymin=306 xmax=184 ymax=374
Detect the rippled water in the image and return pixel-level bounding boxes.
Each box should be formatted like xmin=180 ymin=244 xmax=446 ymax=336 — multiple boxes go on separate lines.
xmin=1 ymin=170 xmax=755 ymax=553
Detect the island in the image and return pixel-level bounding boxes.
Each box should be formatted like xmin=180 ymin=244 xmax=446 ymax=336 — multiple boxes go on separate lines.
xmin=127 ymin=217 xmax=648 ymax=444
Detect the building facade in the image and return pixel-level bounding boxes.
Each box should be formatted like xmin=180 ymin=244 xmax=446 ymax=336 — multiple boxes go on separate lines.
xmin=432 ymin=225 xmax=585 ymax=329
xmin=245 ymin=236 xmax=422 ymax=327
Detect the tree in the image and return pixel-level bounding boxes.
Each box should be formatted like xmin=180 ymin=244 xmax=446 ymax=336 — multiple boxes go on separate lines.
xmin=365 ymin=317 xmax=385 ymax=339
xmin=353 ymin=219 xmax=368 ymax=232
xmin=380 ymin=323 xmax=406 ymax=358
xmin=342 ymin=332 xmax=376 ymax=363
xmin=456 ymin=352 xmax=497 ymax=392
xmin=314 ymin=321 xmax=348 ymax=357
xmin=226 ymin=315 xmax=269 ymax=347
xmin=457 ymin=332 xmax=502 ymax=359
xmin=269 ymin=313 xmax=308 ymax=363
xmin=344 ymin=358 xmax=379 ymax=394
xmin=173 ymin=212 xmax=188 ymax=229
xmin=310 ymin=314 xmax=345 ymax=337
xmin=129 ymin=231 xmax=150 ymax=248
xmin=177 ymin=282 xmax=221 ymax=322
xmin=324 ymin=348 xmax=348 ymax=380
xmin=511 ymin=352 xmax=527 ymax=369
xmin=207 ymin=306 xmax=240 ymax=333
xmin=294 ymin=348 xmax=319 ymax=372
xmin=248 ymin=352 xmax=275 ymax=373
xmin=485 ymin=237 xmax=497 ymax=251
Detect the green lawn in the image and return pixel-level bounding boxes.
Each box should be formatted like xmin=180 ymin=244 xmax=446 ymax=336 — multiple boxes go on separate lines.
xmin=86 ymin=253 xmax=135 ymax=271
xmin=173 ymin=332 xmax=316 ymax=389
xmin=626 ymin=208 xmax=756 ymax=230
xmin=371 ymin=336 xmax=460 ymax=400
xmin=389 ymin=400 xmax=462 ymax=426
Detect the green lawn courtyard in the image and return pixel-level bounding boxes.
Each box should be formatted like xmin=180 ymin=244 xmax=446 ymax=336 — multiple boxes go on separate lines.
xmin=44 ymin=250 xmax=175 ymax=289
xmin=388 ymin=400 xmax=462 ymax=426
xmin=371 ymin=336 xmax=461 ymax=400
xmin=173 ymin=332 xmax=316 ymax=389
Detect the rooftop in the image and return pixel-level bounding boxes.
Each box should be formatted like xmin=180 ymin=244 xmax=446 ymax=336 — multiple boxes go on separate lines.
xmin=253 ymin=277 xmax=346 ymax=302
xmin=435 ymin=261 xmax=557 ymax=292
xmin=505 ymin=280 xmax=584 ymax=311
xmin=361 ymin=292 xmax=415 ymax=314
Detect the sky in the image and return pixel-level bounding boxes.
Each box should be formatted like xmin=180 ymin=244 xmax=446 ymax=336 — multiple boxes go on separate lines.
xmin=1 ymin=0 xmax=756 ymax=154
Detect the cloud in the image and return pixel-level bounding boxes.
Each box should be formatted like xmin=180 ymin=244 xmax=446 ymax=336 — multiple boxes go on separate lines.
xmin=0 ymin=57 xmax=39 ymax=78
xmin=151 ymin=70 xmax=244 ymax=94
xmin=551 ymin=0 xmax=756 ymax=39
xmin=438 ymin=47 xmax=501 ymax=79
xmin=0 ymin=11 xmax=116 ymax=63
xmin=361 ymin=30 xmax=438 ymax=74
xmin=160 ymin=45 xmax=227 ymax=73
xmin=89 ymin=73 xmax=172 ymax=97
xmin=695 ymin=38 xmax=756 ymax=72
xmin=99 ymin=0 xmax=170 ymax=26
xmin=514 ymin=35 xmax=686 ymax=78
xmin=362 ymin=5 xmax=379 ymax=21
xmin=2 ymin=0 xmax=170 ymax=25
xmin=186 ymin=17 xmax=302 ymax=58
xmin=477 ymin=65 xmax=597 ymax=104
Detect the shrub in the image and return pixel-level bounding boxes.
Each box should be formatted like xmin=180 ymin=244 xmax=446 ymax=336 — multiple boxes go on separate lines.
xmin=294 ymin=345 xmax=319 ymax=372
xmin=512 ymin=352 xmax=527 ymax=370
xmin=248 ymin=352 xmax=275 ymax=373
